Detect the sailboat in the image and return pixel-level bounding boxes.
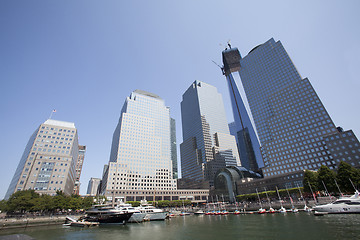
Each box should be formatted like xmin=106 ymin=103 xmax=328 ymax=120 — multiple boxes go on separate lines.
xmin=276 ymin=186 xmax=287 ymax=213
xmin=256 ymin=189 xmax=266 ymax=214
xmin=297 ymin=184 xmax=311 ymax=212
xmin=286 ymin=186 xmax=298 ymax=213
xmin=220 ymin=194 xmax=229 ymax=215
xmin=264 ymin=187 xmax=275 ymax=213
xmin=179 ymin=200 xmax=190 ymax=216
xmin=233 ymin=192 xmax=241 ymax=215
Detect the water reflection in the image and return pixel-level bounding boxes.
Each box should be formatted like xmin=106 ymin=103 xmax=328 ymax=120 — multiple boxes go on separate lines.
xmin=1 ymin=213 xmax=360 ymax=240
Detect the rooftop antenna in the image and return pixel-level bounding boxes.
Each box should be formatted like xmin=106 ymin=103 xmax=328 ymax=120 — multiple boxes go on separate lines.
xmin=227 ymin=39 xmax=232 ymax=49
xmin=49 ymin=109 xmax=56 ymax=119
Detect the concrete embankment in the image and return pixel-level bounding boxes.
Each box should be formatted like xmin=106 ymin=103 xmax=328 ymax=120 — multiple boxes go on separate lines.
xmin=0 ymin=216 xmax=76 ymax=230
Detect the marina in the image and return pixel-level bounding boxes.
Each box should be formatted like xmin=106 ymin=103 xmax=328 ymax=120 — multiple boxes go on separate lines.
xmin=1 ymin=212 xmax=360 ymax=240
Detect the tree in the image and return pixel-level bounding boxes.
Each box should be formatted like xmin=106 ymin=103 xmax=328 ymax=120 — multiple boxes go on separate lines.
xmin=6 ymin=190 xmax=40 ymax=213
xmin=82 ymin=196 xmax=94 ymax=210
xmin=0 ymin=199 xmax=8 ymax=212
xmin=336 ymin=161 xmax=355 ymax=193
xmin=303 ymin=170 xmax=318 ymax=193
xmin=317 ymin=165 xmax=337 ymax=194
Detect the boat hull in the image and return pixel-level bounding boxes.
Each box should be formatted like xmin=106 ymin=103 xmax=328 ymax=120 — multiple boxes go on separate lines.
xmin=144 ymin=212 xmax=167 ymax=221
xmin=85 ymin=212 xmax=133 ymax=224
xmin=128 ymin=213 xmax=146 ymax=223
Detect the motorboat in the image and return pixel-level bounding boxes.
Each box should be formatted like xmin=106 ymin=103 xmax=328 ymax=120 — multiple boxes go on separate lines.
xmin=84 ymin=205 xmax=133 ymax=224
xmin=313 ymin=190 xmax=360 ymax=214
xmin=136 ymin=200 xmax=167 ymax=221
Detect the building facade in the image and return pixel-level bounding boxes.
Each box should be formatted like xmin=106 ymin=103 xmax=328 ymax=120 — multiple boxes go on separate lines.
xmin=73 ymin=145 xmax=86 ymax=195
xmin=87 ymin=177 xmax=101 ymax=196
xmin=101 ymin=90 xmax=178 ymax=201
xmin=5 ymin=119 xmax=79 ymax=199
xmin=180 ymin=81 xmax=241 ymax=187
xmin=233 ymin=38 xmax=360 ymax=178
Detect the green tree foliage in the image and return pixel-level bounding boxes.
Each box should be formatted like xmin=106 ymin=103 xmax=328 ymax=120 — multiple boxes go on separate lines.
xmin=6 ymin=190 xmax=40 ymax=213
xmin=336 ymin=161 xmax=360 ymax=192
xmin=302 ymin=163 xmax=360 ymax=195
xmin=336 ymin=161 xmax=355 ymax=192
xmin=317 ymin=165 xmax=337 ymax=193
xmin=303 ymin=170 xmax=318 ymax=193
xmin=82 ymin=196 xmax=95 ymax=210
xmin=0 ymin=200 xmax=8 ymax=212
xmin=1 ymin=190 xmax=95 ymax=214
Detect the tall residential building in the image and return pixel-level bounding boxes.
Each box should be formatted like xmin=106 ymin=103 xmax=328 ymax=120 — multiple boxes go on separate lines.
xmin=87 ymin=177 xmax=101 ymax=196
xmin=222 ymin=46 xmax=263 ymax=172
xmin=5 ymin=119 xmax=79 ymax=199
xmin=101 ymin=90 xmax=177 ymax=201
xmin=73 ymin=145 xmax=86 ymax=195
xmin=229 ymin=38 xmax=360 ymax=178
xmin=180 ymin=81 xmax=241 ymax=186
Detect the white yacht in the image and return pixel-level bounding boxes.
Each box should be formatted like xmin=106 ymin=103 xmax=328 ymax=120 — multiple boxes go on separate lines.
xmin=116 ymin=202 xmax=146 ymax=223
xmin=136 ymin=200 xmax=167 ymax=221
xmin=313 ymin=190 xmax=360 ymax=214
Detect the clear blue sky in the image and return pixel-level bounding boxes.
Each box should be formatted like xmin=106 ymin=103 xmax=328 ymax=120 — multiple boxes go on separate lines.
xmin=1 ymin=0 xmax=359 ymax=198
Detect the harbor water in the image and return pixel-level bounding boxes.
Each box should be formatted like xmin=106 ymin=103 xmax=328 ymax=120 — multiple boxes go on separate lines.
xmin=1 ymin=212 xmax=360 ymax=239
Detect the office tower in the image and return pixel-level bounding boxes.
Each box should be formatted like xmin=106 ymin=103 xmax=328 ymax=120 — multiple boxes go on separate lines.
xmin=229 ymin=38 xmax=360 ymax=178
xmin=73 ymin=145 xmax=86 ymax=195
xmin=5 ymin=119 xmax=79 ymax=199
xmin=87 ymin=177 xmax=101 ymax=196
xmin=170 ymin=118 xmax=178 ymax=179
xmin=222 ymin=46 xmax=263 ymax=172
xmin=101 ymin=90 xmax=177 ymax=200
xmin=180 ymin=81 xmax=241 ymax=186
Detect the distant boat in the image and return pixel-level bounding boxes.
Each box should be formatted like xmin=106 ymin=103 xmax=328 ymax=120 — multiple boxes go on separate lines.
xmin=256 ymin=188 xmax=266 ymax=214
xmin=276 ymin=186 xmax=287 ymax=213
xmin=313 ymin=190 xmax=360 ymax=214
xmin=194 ymin=209 xmax=205 ymax=215
xmin=258 ymin=208 xmax=266 ymax=214
xmin=286 ymin=186 xmax=298 ymax=213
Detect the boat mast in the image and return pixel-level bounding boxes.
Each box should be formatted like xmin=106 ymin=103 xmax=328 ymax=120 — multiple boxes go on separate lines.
xmin=334 ymin=179 xmax=343 ymax=197
xmin=308 ymin=181 xmax=317 ymax=203
xmin=321 ymin=181 xmax=332 ymax=202
xmin=276 ymin=186 xmax=284 ymax=209
xmin=264 ymin=187 xmax=272 ymax=209
xmin=297 ymin=184 xmax=307 ymax=208
xmin=285 ymin=186 xmax=294 ymax=209
xmin=256 ymin=188 xmax=263 ymax=209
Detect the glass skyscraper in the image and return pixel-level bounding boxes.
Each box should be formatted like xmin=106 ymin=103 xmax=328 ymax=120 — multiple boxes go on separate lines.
xmin=222 ymin=47 xmax=263 ymax=172
xmin=101 ymin=90 xmax=177 ymax=200
xmin=180 ymin=81 xmax=241 ymax=186
xmin=230 ymin=38 xmax=360 ymax=178
xmin=5 ymin=119 xmax=79 ymax=199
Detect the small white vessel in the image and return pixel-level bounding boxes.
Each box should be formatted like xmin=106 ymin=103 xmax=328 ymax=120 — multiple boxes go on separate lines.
xmin=313 ymin=191 xmax=360 ymax=214
xmin=279 ymin=207 xmax=287 ymax=213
